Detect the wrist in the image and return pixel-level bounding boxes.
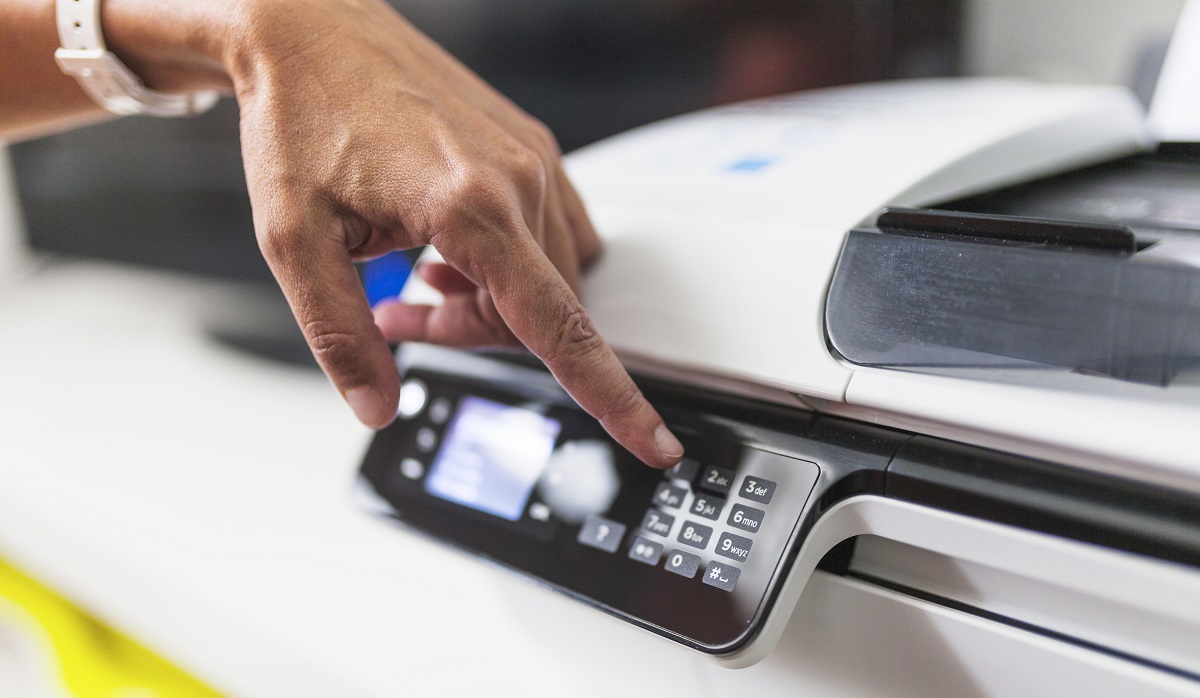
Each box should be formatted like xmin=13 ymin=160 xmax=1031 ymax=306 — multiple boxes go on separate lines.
xmin=97 ymin=0 xmax=242 ymax=95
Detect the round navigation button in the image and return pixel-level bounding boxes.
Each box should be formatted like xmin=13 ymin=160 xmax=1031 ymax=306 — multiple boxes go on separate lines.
xmin=399 ymin=458 xmax=425 ymax=480
xmin=428 ymin=397 xmax=454 ymax=425
xmin=397 ymin=379 xmax=429 ymax=419
xmin=415 ymin=427 xmax=438 ymax=453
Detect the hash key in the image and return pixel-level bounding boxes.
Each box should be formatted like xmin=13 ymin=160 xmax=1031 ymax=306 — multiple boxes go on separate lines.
xmin=702 ymin=561 xmax=741 ymax=592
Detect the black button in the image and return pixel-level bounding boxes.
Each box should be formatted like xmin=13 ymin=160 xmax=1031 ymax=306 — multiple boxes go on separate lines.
xmin=664 ymin=549 xmax=702 ymax=578
xmin=628 ymin=535 xmax=664 ymax=566
xmin=676 ymin=521 xmax=713 ymax=550
xmin=727 ymin=504 xmax=765 ymax=533
xmin=702 ymin=561 xmax=741 ymax=592
xmin=699 ymin=466 xmax=735 ymax=495
xmin=715 ymin=532 xmax=753 ymax=563
xmin=738 ymin=476 xmax=777 ymax=504
xmin=667 ymin=457 xmax=700 ymax=484
xmin=652 ymin=482 xmax=687 ymax=509
xmin=577 ymin=515 xmax=626 ymax=554
xmin=640 ymin=508 xmax=674 ymax=537
xmin=689 ymin=494 xmax=724 ymax=521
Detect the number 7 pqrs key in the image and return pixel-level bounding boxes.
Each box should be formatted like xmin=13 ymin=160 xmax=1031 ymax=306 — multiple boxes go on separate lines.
xmin=641 ymin=508 xmax=675 ymax=537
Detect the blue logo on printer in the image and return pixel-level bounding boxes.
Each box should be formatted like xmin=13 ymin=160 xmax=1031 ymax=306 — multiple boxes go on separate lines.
xmin=725 ymin=156 xmax=776 ymax=172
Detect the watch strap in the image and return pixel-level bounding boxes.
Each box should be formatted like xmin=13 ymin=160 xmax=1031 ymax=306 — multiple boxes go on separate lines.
xmin=54 ymin=0 xmax=219 ymax=117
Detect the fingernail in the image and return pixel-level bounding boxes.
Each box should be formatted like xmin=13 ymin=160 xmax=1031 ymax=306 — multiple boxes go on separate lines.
xmin=346 ymin=386 xmax=387 ymax=428
xmin=655 ymin=424 xmax=685 ymax=462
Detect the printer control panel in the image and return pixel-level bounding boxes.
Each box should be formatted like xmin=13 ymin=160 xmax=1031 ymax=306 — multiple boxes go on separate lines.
xmin=358 ymin=346 xmax=823 ymax=654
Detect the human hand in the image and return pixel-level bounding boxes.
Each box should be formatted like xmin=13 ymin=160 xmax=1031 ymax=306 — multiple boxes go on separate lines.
xmin=214 ymin=0 xmax=683 ymax=467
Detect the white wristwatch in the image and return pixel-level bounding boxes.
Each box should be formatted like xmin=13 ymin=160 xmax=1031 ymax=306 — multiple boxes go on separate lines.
xmin=53 ymin=0 xmax=220 ymax=117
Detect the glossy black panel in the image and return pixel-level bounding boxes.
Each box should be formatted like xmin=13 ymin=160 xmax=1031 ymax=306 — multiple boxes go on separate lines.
xmin=359 ymin=346 xmax=907 ymax=654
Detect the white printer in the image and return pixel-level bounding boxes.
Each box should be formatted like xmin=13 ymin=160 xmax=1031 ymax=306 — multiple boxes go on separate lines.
xmin=358 ymin=14 xmax=1200 ymax=698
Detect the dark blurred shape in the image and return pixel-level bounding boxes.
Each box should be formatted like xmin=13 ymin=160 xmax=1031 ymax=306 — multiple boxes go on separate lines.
xmin=9 ymin=0 xmax=961 ymax=281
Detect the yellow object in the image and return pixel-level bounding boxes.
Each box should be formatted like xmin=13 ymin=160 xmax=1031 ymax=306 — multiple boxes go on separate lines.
xmin=0 ymin=558 xmax=222 ymax=697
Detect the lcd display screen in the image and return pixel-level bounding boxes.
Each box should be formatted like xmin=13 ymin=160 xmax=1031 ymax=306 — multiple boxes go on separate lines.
xmin=425 ymin=396 xmax=562 ymax=521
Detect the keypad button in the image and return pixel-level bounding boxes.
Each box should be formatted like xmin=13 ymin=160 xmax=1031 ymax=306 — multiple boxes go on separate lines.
xmin=399 ymin=458 xmax=425 ymax=480
xmin=640 ymin=509 xmax=675 ymax=537
xmin=699 ymin=466 xmax=736 ymax=495
xmin=715 ymin=532 xmax=753 ymax=563
xmin=577 ymin=515 xmax=626 ymax=554
xmin=689 ymin=494 xmax=724 ymax=521
xmin=727 ymin=504 xmax=765 ymax=533
xmin=628 ymin=536 xmax=664 ymax=566
xmin=702 ymin=561 xmax=741 ymax=592
xmin=738 ymin=476 xmax=777 ymax=504
xmin=676 ymin=521 xmax=713 ymax=550
xmin=652 ymin=482 xmax=687 ymax=509
xmin=664 ymin=549 xmax=702 ymax=578
xmin=667 ymin=457 xmax=700 ymax=484
xmin=415 ymin=427 xmax=439 ymax=453
xmin=397 ymin=379 xmax=428 ymax=419
xmin=428 ymin=397 xmax=454 ymax=425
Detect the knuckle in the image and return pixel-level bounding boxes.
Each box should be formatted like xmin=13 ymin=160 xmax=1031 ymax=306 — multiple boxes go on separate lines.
xmin=419 ymin=167 xmax=488 ymax=231
xmin=257 ymin=221 xmax=306 ymax=264
xmin=528 ymin=119 xmax=561 ymax=157
xmin=303 ymin=319 xmax=366 ymax=371
xmin=543 ymin=300 xmax=605 ymax=366
xmin=597 ymin=381 xmax=646 ymax=427
xmin=509 ymin=145 xmax=548 ymax=196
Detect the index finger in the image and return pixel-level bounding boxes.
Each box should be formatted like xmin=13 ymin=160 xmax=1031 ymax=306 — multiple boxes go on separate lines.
xmin=257 ymin=207 xmax=401 ymax=430
xmin=478 ymin=234 xmax=684 ymax=469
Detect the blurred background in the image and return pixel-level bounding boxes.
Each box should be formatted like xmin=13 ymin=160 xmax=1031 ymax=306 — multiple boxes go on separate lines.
xmin=0 ymin=0 xmax=1188 ymax=345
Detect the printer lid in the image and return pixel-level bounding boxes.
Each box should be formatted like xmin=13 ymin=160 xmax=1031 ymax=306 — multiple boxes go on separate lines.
xmin=569 ymin=78 xmax=1149 ymax=400
xmin=567 ymin=75 xmax=1200 ymax=489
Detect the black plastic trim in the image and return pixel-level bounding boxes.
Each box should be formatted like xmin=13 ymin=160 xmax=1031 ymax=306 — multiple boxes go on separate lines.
xmin=848 ymin=570 xmax=1200 ymax=684
xmin=885 ymin=436 xmax=1200 ymax=567
xmin=877 ymin=207 xmax=1137 ymax=254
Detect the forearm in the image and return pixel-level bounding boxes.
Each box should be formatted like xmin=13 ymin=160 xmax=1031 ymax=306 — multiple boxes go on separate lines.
xmin=0 ymin=0 xmax=234 ymax=142
xmin=0 ymin=0 xmax=100 ymax=140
